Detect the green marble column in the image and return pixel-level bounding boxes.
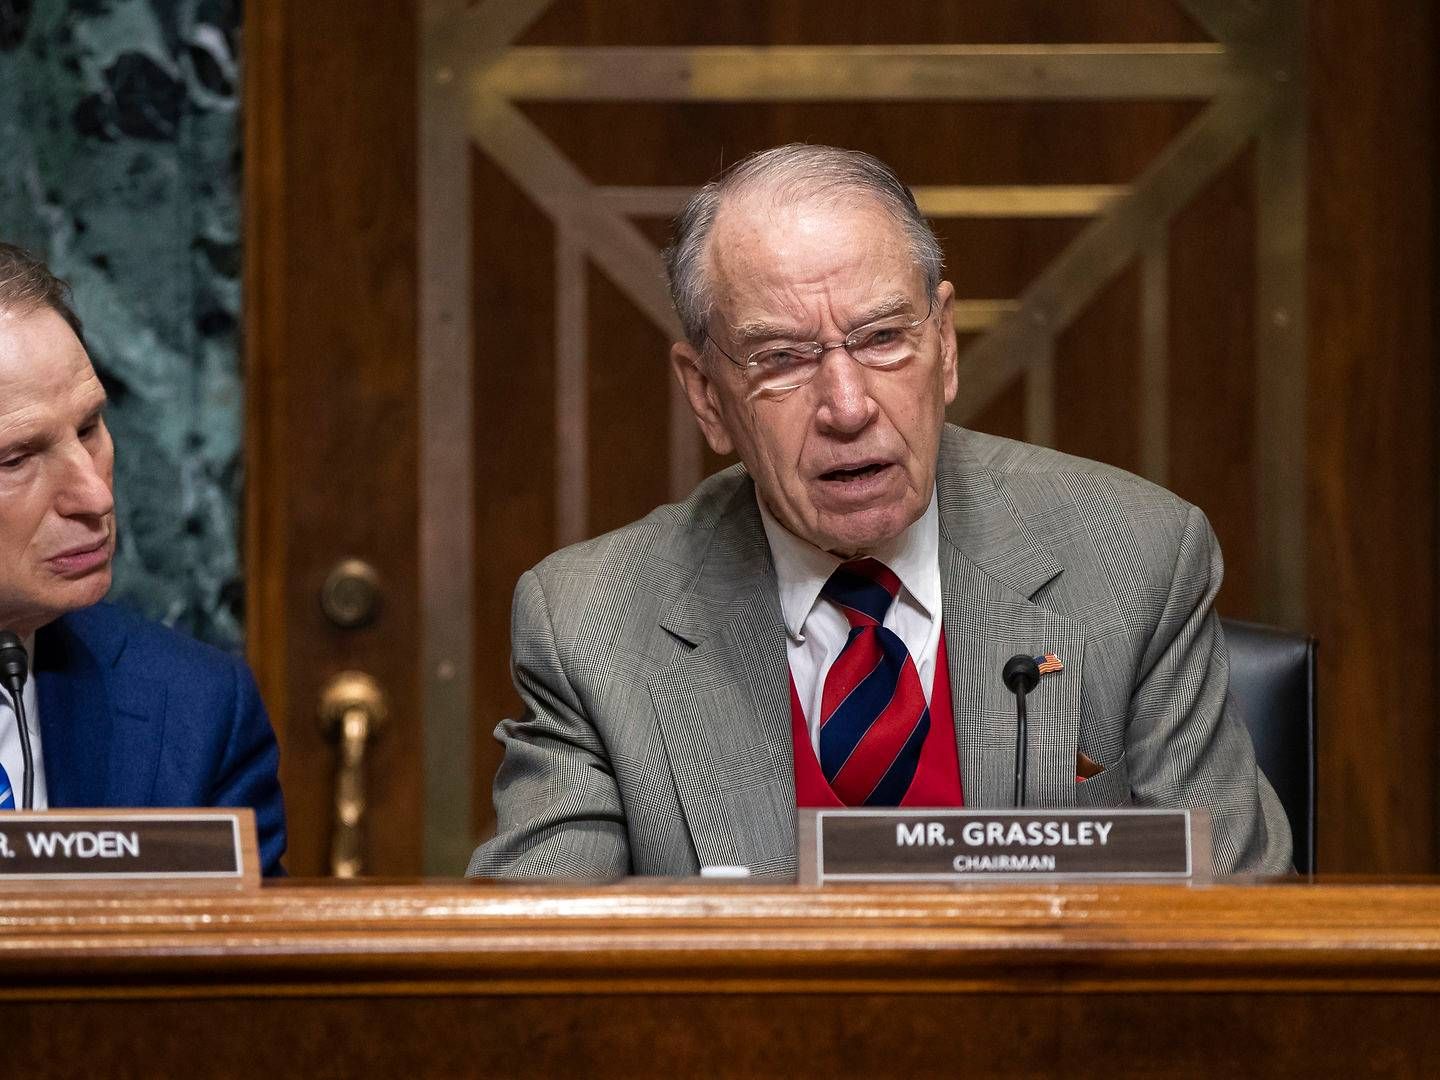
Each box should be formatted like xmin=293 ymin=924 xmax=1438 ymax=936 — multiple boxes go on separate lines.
xmin=0 ymin=0 xmax=243 ymax=649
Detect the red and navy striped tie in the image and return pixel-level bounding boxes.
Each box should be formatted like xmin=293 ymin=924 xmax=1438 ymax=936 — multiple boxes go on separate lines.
xmin=818 ymin=557 xmax=929 ymax=806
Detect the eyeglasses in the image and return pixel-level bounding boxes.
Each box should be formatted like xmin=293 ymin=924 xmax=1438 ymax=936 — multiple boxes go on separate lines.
xmin=705 ymin=297 xmax=936 ymax=394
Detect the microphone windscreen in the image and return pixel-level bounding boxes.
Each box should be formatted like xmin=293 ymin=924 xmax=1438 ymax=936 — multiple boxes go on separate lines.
xmin=1001 ymin=654 xmax=1040 ymax=694
xmin=0 ymin=631 xmax=29 ymax=692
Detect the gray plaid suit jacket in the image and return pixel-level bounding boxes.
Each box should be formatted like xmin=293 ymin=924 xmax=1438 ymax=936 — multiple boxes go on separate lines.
xmin=468 ymin=425 xmax=1292 ymax=878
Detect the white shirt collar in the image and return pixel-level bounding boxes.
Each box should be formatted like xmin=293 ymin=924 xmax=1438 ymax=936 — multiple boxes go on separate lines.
xmin=758 ymin=488 xmax=941 ymax=642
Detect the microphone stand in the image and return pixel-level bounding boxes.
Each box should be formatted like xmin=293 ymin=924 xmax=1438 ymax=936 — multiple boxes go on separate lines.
xmin=0 ymin=632 xmax=34 ymax=810
xmin=1002 ymin=655 xmax=1041 ymax=808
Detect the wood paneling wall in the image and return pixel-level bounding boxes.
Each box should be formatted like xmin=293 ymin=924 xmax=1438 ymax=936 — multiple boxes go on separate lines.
xmin=244 ymin=0 xmax=423 ymax=875
xmin=246 ymin=0 xmax=1437 ymax=874
xmin=1307 ymin=0 xmax=1436 ymax=872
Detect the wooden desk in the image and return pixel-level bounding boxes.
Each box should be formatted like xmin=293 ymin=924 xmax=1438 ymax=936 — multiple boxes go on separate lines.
xmin=5 ymin=879 xmax=1440 ymax=1077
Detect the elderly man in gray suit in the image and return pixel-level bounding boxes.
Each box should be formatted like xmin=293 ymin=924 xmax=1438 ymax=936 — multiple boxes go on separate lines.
xmin=469 ymin=144 xmax=1291 ymax=879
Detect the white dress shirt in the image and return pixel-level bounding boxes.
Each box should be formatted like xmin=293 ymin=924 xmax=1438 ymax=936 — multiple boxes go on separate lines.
xmin=0 ymin=635 xmax=48 ymax=810
xmin=758 ymin=491 xmax=943 ymax=757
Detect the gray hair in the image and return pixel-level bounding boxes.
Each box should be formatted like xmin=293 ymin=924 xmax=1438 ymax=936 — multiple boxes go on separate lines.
xmin=662 ymin=144 xmax=944 ymax=347
xmin=0 ymin=242 xmax=86 ymax=345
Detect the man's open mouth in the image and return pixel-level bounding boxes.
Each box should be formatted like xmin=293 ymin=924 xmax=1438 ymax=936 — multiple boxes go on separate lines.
xmin=820 ymin=462 xmax=890 ymax=483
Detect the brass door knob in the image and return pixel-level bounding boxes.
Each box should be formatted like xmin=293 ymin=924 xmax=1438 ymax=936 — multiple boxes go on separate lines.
xmin=320 ymin=559 xmax=383 ymax=630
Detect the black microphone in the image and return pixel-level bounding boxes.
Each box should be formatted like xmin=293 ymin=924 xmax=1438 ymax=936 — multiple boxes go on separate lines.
xmin=1002 ymin=654 xmax=1040 ymax=808
xmin=0 ymin=632 xmax=35 ymax=810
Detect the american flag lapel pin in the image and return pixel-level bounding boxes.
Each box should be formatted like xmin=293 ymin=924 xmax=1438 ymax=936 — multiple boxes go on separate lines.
xmin=1035 ymin=653 xmax=1064 ymax=676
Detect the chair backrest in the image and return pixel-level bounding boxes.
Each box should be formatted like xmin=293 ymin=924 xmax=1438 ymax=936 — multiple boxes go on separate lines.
xmin=1220 ymin=618 xmax=1318 ymax=874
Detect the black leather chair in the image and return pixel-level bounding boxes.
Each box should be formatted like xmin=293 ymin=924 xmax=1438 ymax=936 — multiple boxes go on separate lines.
xmin=1220 ymin=618 xmax=1318 ymax=874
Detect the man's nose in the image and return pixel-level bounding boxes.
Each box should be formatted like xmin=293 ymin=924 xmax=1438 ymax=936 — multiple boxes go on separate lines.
xmin=56 ymin=444 xmax=114 ymax=519
xmin=812 ymin=348 xmax=879 ymax=434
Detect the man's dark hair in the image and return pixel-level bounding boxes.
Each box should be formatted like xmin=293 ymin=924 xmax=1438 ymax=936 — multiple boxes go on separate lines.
xmin=0 ymin=242 xmax=86 ymax=345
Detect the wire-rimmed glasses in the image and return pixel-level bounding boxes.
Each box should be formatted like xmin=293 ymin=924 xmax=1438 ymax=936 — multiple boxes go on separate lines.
xmin=705 ymin=297 xmax=936 ymax=394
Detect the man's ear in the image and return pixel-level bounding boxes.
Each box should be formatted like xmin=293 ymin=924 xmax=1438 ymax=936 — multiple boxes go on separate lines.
xmin=934 ymin=280 xmax=959 ymax=406
xmin=670 ymin=340 xmax=736 ymax=456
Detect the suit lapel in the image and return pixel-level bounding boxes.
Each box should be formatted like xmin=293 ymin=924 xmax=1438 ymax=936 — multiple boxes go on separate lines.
xmin=649 ymin=481 xmax=797 ymax=876
xmin=105 ymin=673 xmax=167 ymax=806
xmin=36 ymin=614 xmax=113 ymax=807
xmin=34 ymin=610 xmax=166 ymax=808
xmin=936 ymin=429 xmax=1086 ymax=808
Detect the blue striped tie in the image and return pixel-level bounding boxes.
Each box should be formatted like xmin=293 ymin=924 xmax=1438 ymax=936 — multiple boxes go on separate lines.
xmin=818 ymin=558 xmax=930 ymax=806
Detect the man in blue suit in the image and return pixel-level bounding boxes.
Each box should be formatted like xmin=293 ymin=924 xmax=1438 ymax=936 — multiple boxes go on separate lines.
xmin=0 ymin=243 xmax=285 ymax=875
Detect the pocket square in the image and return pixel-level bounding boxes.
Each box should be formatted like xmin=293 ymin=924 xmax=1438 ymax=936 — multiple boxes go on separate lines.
xmin=1076 ymin=752 xmax=1104 ymax=782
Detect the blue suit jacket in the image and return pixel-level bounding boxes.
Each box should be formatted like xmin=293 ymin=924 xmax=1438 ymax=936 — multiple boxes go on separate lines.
xmin=33 ymin=603 xmax=286 ymax=876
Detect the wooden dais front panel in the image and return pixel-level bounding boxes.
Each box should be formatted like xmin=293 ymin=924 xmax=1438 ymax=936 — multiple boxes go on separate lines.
xmin=4 ymin=880 xmax=1440 ymax=1076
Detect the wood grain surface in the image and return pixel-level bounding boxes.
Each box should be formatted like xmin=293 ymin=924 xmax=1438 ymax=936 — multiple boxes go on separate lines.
xmin=8 ymin=880 xmax=1440 ymax=1077
xmin=11 ymin=992 xmax=1440 ymax=1079
xmin=1306 ymin=0 xmax=1436 ymax=874
xmin=243 ymin=0 xmax=423 ymax=876
xmin=0 ymin=879 xmax=1438 ymax=996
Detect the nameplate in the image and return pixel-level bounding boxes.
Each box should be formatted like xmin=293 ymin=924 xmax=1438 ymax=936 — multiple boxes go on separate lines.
xmin=0 ymin=809 xmax=258 ymax=887
xmin=798 ymin=808 xmax=1210 ymax=884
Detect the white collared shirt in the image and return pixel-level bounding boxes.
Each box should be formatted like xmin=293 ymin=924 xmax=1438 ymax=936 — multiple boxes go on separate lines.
xmin=758 ymin=491 xmax=943 ymax=757
xmin=0 ymin=635 xmax=48 ymax=810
